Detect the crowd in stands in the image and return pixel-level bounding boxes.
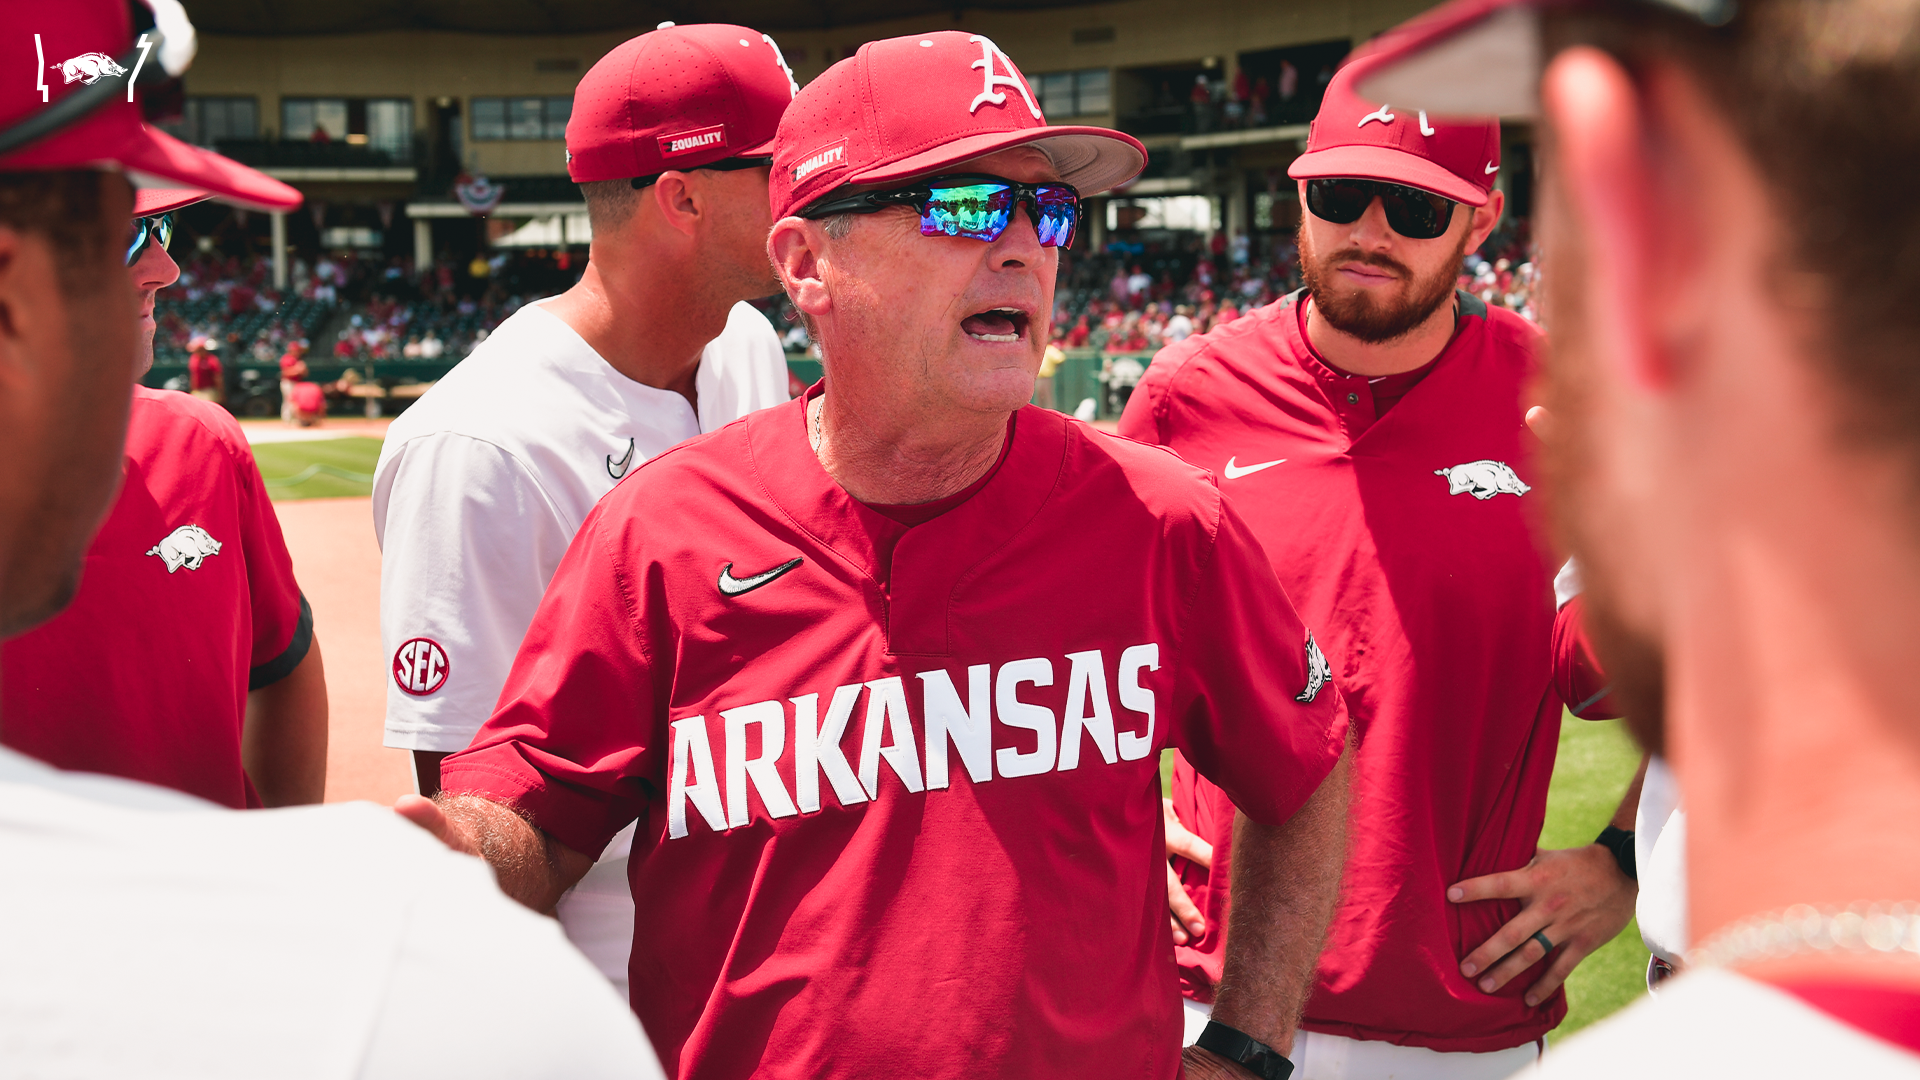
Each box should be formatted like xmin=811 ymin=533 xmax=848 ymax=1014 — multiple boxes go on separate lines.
xmin=161 ymin=222 xmax=1537 ymax=390
xmin=154 ymin=252 xmax=335 ymax=367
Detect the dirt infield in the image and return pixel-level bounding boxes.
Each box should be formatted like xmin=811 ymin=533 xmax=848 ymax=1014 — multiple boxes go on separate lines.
xmin=272 ymin=496 xmax=413 ymax=806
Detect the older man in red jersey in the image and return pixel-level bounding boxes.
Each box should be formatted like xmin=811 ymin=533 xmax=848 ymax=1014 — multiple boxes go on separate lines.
xmin=402 ymin=30 xmax=1355 ymax=1080
xmin=1122 ymin=63 xmax=1639 ymax=1077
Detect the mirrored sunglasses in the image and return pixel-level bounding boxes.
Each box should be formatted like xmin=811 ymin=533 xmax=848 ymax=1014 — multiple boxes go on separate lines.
xmin=126 ymin=212 xmax=174 ymax=267
xmin=801 ymin=174 xmax=1081 ymax=248
xmin=1305 ymin=178 xmax=1457 ymax=241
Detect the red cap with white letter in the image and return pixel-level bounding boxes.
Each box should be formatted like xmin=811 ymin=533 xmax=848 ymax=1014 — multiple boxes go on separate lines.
xmin=0 ymin=0 xmax=301 ymax=210
xmin=566 ymin=23 xmax=798 ymax=184
xmin=1287 ymin=60 xmax=1501 ymax=207
xmin=770 ymin=30 xmax=1146 ymax=221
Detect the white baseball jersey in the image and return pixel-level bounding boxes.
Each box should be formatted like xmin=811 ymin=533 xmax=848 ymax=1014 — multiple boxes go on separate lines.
xmin=373 ymin=298 xmax=788 ymax=991
xmin=1526 ymin=969 xmax=1920 ymax=1077
xmin=0 ymin=746 xmax=660 ymax=1079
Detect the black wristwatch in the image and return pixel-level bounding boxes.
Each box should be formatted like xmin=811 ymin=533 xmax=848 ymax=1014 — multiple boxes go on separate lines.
xmin=1595 ymin=824 xmax=1637 ymax=881
xmin=1195 ymin=1021 xmax=1295 ymax=1080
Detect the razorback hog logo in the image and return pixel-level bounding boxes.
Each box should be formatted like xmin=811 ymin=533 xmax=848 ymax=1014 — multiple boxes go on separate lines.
xmin=56 ymin=52 xmax=126 ymax=85
xmin=145 ymin=525 xmax=222 ymax=573
xmin=1435 ymin=459 xmax=1532 ymax=500
xmin=667 ymin=644 xmax=1162 ymax=839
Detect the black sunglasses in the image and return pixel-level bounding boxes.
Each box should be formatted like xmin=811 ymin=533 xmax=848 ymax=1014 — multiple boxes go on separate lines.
xmin=1305 ymin=178 xmax=1457 ymax=241
xmin=799 ymin=174 xmax=1081 ymax=248
xmin=631 ymin=155 xmax=775 ymax=190
xmin=126 ymin=212 xmax=174 ymax=267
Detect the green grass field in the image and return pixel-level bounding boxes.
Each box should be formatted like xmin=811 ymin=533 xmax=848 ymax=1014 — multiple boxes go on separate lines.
xmin=252 ymin=437 xmax=382 ymax=501
xmin=1159 ymin=715 xmax=1647 ymax=1038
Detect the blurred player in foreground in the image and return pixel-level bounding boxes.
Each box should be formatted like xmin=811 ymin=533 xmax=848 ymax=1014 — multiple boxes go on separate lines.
xmin=1 ymin=187 xmax=327 ymax=809
xmin=1357 ymin=0 xmax=1920 ymax=1072
xmin=373 ymin=23 xmax=795 ymax=995
xmin=402 ymin=31 xmax=1351 ymax=1080
xmin=0 ymin=2 xmax=659 ymax=1073
xmin=1122 ymin=63 xmax=1637 ymax=1077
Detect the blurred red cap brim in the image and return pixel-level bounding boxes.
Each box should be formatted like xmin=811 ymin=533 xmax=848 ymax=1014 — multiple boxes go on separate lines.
xmin=121 ymin=125 xmax=302 ymax=212
xmin=134 ymin=188 xmax=209 ymax=216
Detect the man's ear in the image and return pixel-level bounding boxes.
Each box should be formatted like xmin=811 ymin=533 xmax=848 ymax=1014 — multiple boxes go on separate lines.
xmin=769 ymin=218 xmax=829 ymax=319
xmin=1542 ymin=46 xmax=1667 ymax=390
xmin=648 ymin=173 xmax=703 ymax=239
xmin=1467 ymin=189 xmax=1506 ymax=252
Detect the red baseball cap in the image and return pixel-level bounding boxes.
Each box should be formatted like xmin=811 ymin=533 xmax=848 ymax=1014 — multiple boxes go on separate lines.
xmin=1287 ymin=58 xmax=1502 ymax=206
xmin=770 ymin=31 xmax=1146 ymax=221
xmin=567 ymin=23 xmax=798 ymax=184
xmin=0 ymin=0 xmax=300 ymax=211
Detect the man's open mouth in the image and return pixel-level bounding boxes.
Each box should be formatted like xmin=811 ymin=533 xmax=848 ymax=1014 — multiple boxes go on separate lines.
xmin=962 ymin=307 xmax=1029 ymax=343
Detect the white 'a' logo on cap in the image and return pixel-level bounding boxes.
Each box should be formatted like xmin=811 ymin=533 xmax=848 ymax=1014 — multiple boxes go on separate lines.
xmin=762 ymin=34 xmax=799 ymax=98
xmin=967 ymin=35 xmax=1042 ymax=119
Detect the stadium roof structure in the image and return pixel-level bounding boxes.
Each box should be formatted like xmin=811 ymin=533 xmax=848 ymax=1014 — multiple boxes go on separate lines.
xmin=187 ymin=0 xmax=1104 ymax=35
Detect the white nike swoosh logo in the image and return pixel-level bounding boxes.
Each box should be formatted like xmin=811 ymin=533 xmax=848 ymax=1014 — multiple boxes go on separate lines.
xmin=1484 ymin=162 xmax=1499 ymax=175
xmin=1222 ymin=456 xmax=1286 ymax=479
xmin=718 ymin=557 xmax=804 ymax=597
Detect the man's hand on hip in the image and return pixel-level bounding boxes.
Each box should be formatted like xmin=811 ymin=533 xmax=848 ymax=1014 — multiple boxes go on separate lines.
xmin=1448 ymin=843 xmax=1637 ymax=1006
xmin=1166 ymin=797 xmax=1212 ymax=944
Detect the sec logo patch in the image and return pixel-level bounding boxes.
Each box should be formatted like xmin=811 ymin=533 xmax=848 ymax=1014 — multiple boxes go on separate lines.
xmin=392 ymin=637 xmax=449 ymax=697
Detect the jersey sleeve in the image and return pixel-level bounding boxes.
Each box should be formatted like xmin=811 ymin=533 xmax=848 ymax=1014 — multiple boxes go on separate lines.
xmin=227 ymin=434 xmax=311 ymax=689
xmin=374 ymin=432 xmax=577 ymax=753
xmin=1117 ymin=335 xmax=1204 ymax=444
xmin=1553 ymin=597 xmax=1621 ymax=720
xmin=437 ymin=505 xmax=661 ymax=860
xmin=1170 ymin=494 xmax=1348 ymax=827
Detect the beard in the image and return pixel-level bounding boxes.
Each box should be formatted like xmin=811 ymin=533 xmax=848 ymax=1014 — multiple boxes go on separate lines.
xmin=1299 ymin=222 xmax=1469 ymax=343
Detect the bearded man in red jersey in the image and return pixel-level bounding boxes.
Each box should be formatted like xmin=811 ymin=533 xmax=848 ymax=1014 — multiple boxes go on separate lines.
xmin=1123 ymin=62 xmax=1639 ymax=1078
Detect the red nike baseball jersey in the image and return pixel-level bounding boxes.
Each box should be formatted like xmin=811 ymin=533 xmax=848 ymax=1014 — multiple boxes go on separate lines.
xmin=1 ymin=387 xmax=309 ymax=808
xmin=1120 ymin=290 xmax=1565 ymax=1052
xmin=442 ymin=394 xmax=1347 ymax=1080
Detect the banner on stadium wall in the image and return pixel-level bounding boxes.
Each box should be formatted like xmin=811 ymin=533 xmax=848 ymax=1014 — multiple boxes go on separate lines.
xmin=454 ymin=174 xmax=505 ymax=216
